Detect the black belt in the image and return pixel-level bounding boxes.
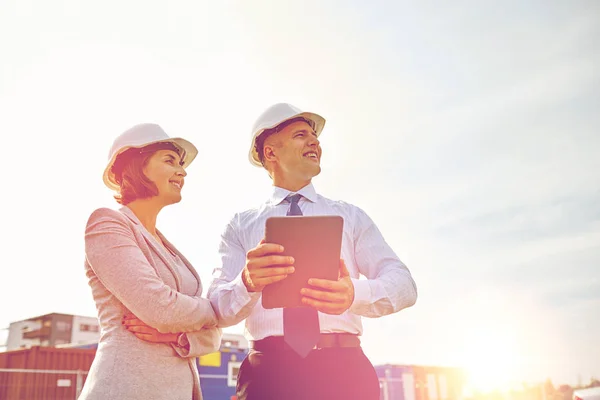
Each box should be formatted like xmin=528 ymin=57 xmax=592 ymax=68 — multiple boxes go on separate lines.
xmin=251 ymin=333 xmax=361 ymax=352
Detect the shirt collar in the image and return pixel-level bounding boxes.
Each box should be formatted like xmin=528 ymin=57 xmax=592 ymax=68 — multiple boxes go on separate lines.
xmin=269 ymin=183 xmax=318 ymax=205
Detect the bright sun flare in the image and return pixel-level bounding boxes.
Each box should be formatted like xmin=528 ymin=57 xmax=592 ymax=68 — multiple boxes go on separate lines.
xmin=462 ymin=327 xmax=520 ymax=393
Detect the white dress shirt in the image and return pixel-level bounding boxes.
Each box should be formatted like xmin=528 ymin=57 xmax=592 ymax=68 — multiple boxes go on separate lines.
xmin=207 ymin=183 xmax=417 ymax=340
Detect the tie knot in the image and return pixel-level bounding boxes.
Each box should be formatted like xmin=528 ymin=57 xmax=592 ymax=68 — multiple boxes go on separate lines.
xmin=286 ymin=194 xmax=302 ymax=206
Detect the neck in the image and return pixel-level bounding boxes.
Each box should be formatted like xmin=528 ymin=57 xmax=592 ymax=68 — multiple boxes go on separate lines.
xmin=126 ymin=198 xmax=164 ymax=235
xmin=272 ymin=176 xmax=311 ymax=193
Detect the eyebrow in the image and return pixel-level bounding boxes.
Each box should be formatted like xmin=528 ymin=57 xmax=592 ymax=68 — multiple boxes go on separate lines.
xmin=293 ymin=128 xmax=317 ymax=136
xmin=164 ymin=153 xmax=182 ymax=164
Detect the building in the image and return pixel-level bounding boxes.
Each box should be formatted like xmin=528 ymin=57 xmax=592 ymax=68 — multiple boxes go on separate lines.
xmin=376 ymin=364 xmax=466 ymax=400
xmin=6 ymin=313 xmax=100 ymax=351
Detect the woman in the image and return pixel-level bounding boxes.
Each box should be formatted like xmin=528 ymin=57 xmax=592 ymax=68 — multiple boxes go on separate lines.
xmin=79 ymin=123 xmax=221 ymax=400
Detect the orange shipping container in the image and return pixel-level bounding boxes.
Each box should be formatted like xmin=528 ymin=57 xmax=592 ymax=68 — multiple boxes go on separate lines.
xmin=411 ymin=365 xmax=466 ymax=400
xmin=0 ymin=346 xmax=96 ymax=400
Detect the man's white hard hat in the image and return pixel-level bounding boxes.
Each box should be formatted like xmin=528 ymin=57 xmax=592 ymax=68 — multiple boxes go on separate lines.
xmin=248 ymin=103 xmax=325 ymax=167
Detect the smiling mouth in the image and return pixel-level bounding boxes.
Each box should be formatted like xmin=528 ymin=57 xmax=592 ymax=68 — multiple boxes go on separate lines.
xmin=170 ymin=181 xmax=183 ymax=189
xmin=303 ymin=151 xmax=319 ymax=160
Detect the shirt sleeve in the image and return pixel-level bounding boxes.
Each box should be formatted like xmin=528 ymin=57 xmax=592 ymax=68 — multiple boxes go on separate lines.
xmin=85 ymin=208 xmax=217 ymax=333
xmin=207 ymin=215 xmax=261 ymax=328
xmin=348 ymin=206 xmax=418 ymax=317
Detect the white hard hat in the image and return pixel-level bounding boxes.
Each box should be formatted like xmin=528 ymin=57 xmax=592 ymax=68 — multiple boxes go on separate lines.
xmin=103 ymin=123 xmax=198 ymax=191
xmin=248 ymin=103 xmax=326 ymax=167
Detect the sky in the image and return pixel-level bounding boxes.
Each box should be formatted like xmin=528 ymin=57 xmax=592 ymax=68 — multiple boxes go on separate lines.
xmin=1 ymin=0 xmax=599 ymax=392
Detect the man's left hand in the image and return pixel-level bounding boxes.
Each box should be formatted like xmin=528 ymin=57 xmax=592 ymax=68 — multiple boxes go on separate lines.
xmin=300 ymin=259 xmax=354 ymax=315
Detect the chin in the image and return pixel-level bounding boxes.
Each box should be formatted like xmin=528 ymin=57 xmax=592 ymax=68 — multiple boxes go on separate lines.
xmin=165 ymin=194 xmax=183 ymax=205
xmin=301 ymin=167 xmax=320 ymax=181
xmin=311 ymin=165 xmax=321 ymax=177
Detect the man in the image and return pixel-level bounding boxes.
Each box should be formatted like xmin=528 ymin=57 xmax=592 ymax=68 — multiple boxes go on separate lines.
xmin=207 ymin=103 xmax=417 ymax=400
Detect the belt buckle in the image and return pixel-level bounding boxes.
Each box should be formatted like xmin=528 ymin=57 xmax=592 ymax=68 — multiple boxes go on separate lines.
xmin=312 ymin=337 xmax=324 ymax=350
xmin=313 ymin=333 xmax=334 ymax=350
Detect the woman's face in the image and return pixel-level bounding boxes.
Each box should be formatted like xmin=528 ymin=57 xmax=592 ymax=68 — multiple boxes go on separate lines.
xmin=143 ymin=149 xmax=186 ymax=205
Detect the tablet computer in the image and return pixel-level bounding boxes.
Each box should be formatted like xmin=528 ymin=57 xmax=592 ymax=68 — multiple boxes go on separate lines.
xmin=262 ymin=215 xmax=344 ymax=309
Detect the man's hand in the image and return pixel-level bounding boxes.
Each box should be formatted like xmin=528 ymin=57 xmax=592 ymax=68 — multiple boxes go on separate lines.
xmin=242 ymin=239 xmax=295 ymax=292
xmin=122 ymin=314 xmax=179 ymax=343
xmin=300 ymin=259 xmax=355 ymax=315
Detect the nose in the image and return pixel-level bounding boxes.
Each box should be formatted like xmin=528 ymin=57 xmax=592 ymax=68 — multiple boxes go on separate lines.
xmin=177 ymin=165 xmax=187 ymax=177
xmin=308 ymin=134 xmax=320 ymax=147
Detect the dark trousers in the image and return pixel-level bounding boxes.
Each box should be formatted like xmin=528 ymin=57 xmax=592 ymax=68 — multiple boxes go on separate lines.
xmin=236 ymin=346 xmax=380 ymax=400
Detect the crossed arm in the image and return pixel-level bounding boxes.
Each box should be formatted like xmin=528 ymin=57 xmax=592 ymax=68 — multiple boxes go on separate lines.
xmin=86 ymin=208 xmax=221 ymax=355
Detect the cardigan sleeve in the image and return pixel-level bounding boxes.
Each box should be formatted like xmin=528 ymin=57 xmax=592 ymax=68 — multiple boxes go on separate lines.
xmin=85 ymin=208 xmax=217 ymax=333
xmin=171 ymin=327 xmax=222 ymax=358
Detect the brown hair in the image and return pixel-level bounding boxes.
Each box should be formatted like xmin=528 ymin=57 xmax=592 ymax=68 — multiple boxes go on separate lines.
xmin=111 ymin=142 xmax=182 ymax=205
xmin=254 ymin=117 xmax=315 ymax=165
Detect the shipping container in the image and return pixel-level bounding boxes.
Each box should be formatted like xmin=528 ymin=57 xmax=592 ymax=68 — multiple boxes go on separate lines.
xmin=376 ymin=365 xmax=465 ymax=400
xmin=0 ymin=346 xmax=96 ymax=400
xmin=412 ymin=365 xmax=466 ymax=400
xmin=197 ymin=346 xmax=247 ymax=400
xmin=376 ymin=364 xmax=416 ymax=400
xmin=0 ymin=341 xmax=248 ymax=400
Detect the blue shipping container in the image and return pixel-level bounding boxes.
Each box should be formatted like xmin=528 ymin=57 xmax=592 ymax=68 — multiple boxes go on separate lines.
xmin=375 ymin=364 xmax=416 ymax=400
xmin=198 ymin=347 xmax=248 ymax=400
xmin=376 ymin=364 xmax=465 ymax=400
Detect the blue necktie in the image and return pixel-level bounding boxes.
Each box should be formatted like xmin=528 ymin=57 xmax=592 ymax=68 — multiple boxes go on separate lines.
xmin=283 ymin=194 xmax=321 ymax=357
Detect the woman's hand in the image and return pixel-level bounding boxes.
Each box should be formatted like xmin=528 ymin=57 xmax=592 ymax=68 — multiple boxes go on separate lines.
xmin=122 ymin=314 xmax=180 ymax=343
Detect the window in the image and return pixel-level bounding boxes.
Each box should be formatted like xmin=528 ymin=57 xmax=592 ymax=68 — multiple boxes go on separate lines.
xmin=80 ymin=324 xmax=99 ymax=332
xmin=427 ymin=374 xmax=438 ymax=400
xmin=56 ymin=321 xmax=71 ymax=332
xmin=439 ymin=375 xmax=448 ymax=400
xmin=227 ymin=361 xmax=242 ymax=387
xmin=402 ymin=373 xmax=416 ymax=400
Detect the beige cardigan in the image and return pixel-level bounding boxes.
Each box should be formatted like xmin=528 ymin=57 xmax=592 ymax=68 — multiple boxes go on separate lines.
xmin=79 ymin=206 xmax=221 ymax=400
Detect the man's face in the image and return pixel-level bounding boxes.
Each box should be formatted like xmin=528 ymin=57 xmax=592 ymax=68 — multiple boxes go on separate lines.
xmin=264 ymin=120 xmax=322 ymax=183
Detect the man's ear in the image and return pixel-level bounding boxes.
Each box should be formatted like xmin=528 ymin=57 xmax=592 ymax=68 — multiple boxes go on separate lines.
xmin=263 ymin=145 xmax=276 ymax=162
